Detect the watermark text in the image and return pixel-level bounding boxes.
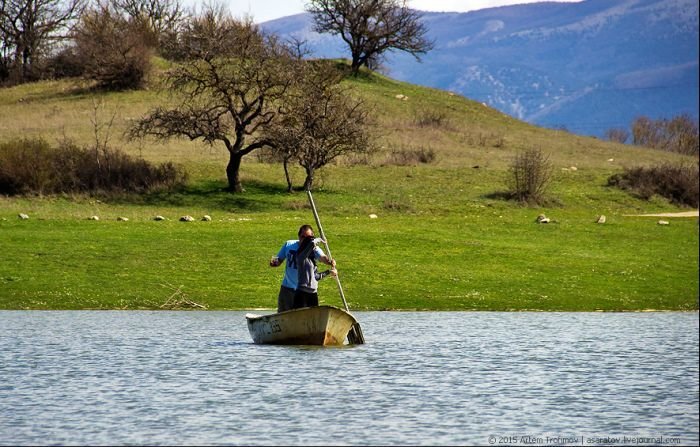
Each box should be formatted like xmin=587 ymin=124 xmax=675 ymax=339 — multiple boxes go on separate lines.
xmin=487 ymin=435 xmax=683 ymax=445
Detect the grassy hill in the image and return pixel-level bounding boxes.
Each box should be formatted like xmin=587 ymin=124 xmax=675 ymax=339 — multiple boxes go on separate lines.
xmin=0 ymin=67 xmax=697 ymax=311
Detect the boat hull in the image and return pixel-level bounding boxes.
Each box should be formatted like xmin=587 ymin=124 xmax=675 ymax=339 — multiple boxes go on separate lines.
xmin=246 ymin=305 xmax=357 ymax=346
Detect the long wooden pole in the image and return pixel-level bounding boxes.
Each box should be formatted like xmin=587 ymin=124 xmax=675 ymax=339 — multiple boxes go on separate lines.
xmin=307 ymin=190 xmax=365 ymax=344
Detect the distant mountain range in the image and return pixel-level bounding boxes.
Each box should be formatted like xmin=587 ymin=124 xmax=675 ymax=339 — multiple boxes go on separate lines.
xmin=262 ymin=0 xmax=699 ymax=138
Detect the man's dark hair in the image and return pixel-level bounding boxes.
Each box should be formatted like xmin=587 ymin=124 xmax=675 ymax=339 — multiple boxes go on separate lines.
xmin=298 ymin=224 xmax=314 ymax=238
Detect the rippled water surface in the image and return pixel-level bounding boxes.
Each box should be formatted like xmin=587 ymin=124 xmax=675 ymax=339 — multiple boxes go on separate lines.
xmin=1 ymin=311 xmax=698 ymax=446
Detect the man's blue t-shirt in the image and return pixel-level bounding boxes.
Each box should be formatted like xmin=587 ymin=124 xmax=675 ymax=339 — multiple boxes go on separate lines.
xmin=277 ymin=240 xmax=324 ymax=289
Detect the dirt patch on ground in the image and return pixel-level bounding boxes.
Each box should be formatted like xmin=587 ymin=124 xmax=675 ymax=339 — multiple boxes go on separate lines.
xmin=624 ymin=210 xmax=699 ymax=217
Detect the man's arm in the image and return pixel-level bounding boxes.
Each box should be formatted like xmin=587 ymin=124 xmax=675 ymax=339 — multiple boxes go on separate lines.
xmin=319 ymin=254 xmax=336 ymax=268
xmin=316 ymin=267 xmax=338 ymax=281
xmin=271 ymin=244 xmax=287 ymax=267
xmin=314 ymin=244 xmax=336 ymax=267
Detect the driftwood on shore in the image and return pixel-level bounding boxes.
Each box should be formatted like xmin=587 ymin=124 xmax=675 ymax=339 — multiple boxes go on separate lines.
xmin=159 ymin=283 xmax=207 ymax=310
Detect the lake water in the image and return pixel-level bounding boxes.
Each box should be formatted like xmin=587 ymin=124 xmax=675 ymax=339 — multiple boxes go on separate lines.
xmin=0 ymin=311 xmax=698 ymax=446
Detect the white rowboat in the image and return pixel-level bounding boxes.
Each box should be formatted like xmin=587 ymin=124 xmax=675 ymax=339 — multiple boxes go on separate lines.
xmin=246 ymin=305 xmax=358 ymax=346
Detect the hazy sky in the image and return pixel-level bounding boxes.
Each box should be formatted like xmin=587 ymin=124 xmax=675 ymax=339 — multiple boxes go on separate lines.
xmin=225 ymin=0 xmax=584 ymax=23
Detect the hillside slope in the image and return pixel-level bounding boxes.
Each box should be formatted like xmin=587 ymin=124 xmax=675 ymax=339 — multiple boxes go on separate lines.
xmin=0 ymin=67 xmax=687 ymax=174
xmin=262 ymin=0 xmax=699 ymax=138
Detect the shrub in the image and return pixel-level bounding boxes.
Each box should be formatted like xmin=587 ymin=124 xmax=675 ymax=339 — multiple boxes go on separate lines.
xmin=464 ymin=131 xmax=505 ymax=148
xmin=383 ymin=145 xmax=436 ymax=166
xmin=507 ymin=148 xmax=553 ymax=205
xmin=341 ymin=152 xmax=374 ymax=166
xmin=607 ymin=162 xmax=699 ymax=208
xmin=44 ymin=46 xmax=86 ymax=79
xmin=0 ymin=137 xmax=187 ymax=196
xmin=382 ymin=195 xmax=414 ymax=212
xmin=0 ymin=138 xmax=56 ymax=194
xmin=413 ymin=110 xmax=450 ymax=128
xmin=282 ymin=200 xmax=309 ymax=211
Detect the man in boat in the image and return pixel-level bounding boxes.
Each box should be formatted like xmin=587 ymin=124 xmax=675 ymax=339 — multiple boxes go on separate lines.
xmin=270 ymin=224 xmax=336 ymax=312
xmin=292 ymin=233 xmax=337 ymax=309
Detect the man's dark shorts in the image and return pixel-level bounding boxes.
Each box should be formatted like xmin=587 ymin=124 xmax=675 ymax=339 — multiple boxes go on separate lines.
xmin=292 ymin=290 xmax=319 ymax=309
xmin=277 ymin=285 xmax=295 ymax=312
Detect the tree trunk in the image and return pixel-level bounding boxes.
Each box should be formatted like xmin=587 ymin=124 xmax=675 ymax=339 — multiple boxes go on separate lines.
xmin=350 ymin=59 xmax=361 ymax=76
xmin=226 ymin=151 xmax=244 ymax=192
xmin=303 ymin=167 xmax=314 ymax=191
xmin=22 ymin=47 xmax=30 ymax=81
xmin=283 ymin=157 xmax=293 ymax=193
xmin=350 ymin=49 xmax=363 ymax=76
xmin=10 ymin=46 xmax=25 ymax=84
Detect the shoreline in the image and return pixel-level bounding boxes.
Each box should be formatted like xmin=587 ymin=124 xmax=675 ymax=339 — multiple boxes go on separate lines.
xmin=2 ymin=307 xmax=698 ymax=312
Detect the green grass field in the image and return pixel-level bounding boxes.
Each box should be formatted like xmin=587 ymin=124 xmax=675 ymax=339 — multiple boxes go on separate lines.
xmin=1 ymin=68 xmax=698 ymax=311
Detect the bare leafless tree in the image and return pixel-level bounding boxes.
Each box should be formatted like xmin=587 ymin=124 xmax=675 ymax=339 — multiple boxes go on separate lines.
xmin=0 ymin=0 xmax=84 ymax=84
xmin=73 ymin=1 xmax=153 ymax=90
xmin=173 ymin=2 xmax=264 ymax=61
xmin=264 ymin=61 xmax=375 ymax=191
xmin=307 ymin=0 xmax=433 ymax=75
xmin=664 ymin=114 xmax=699 ymax=156
xmin=110 ymin=0 xmax=185 ymax=52
xmin=129 ymin=5 xmax=297 ymax=192
xmin=111 ymin=0 xmax=183 ymax=35
xmin=632 ymin=116 xmax=661 ymax=148
xmin=604 ymin=127 xmax=630 ymax=144
xmin=632 ymin=114 xmax=699 ymax=156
